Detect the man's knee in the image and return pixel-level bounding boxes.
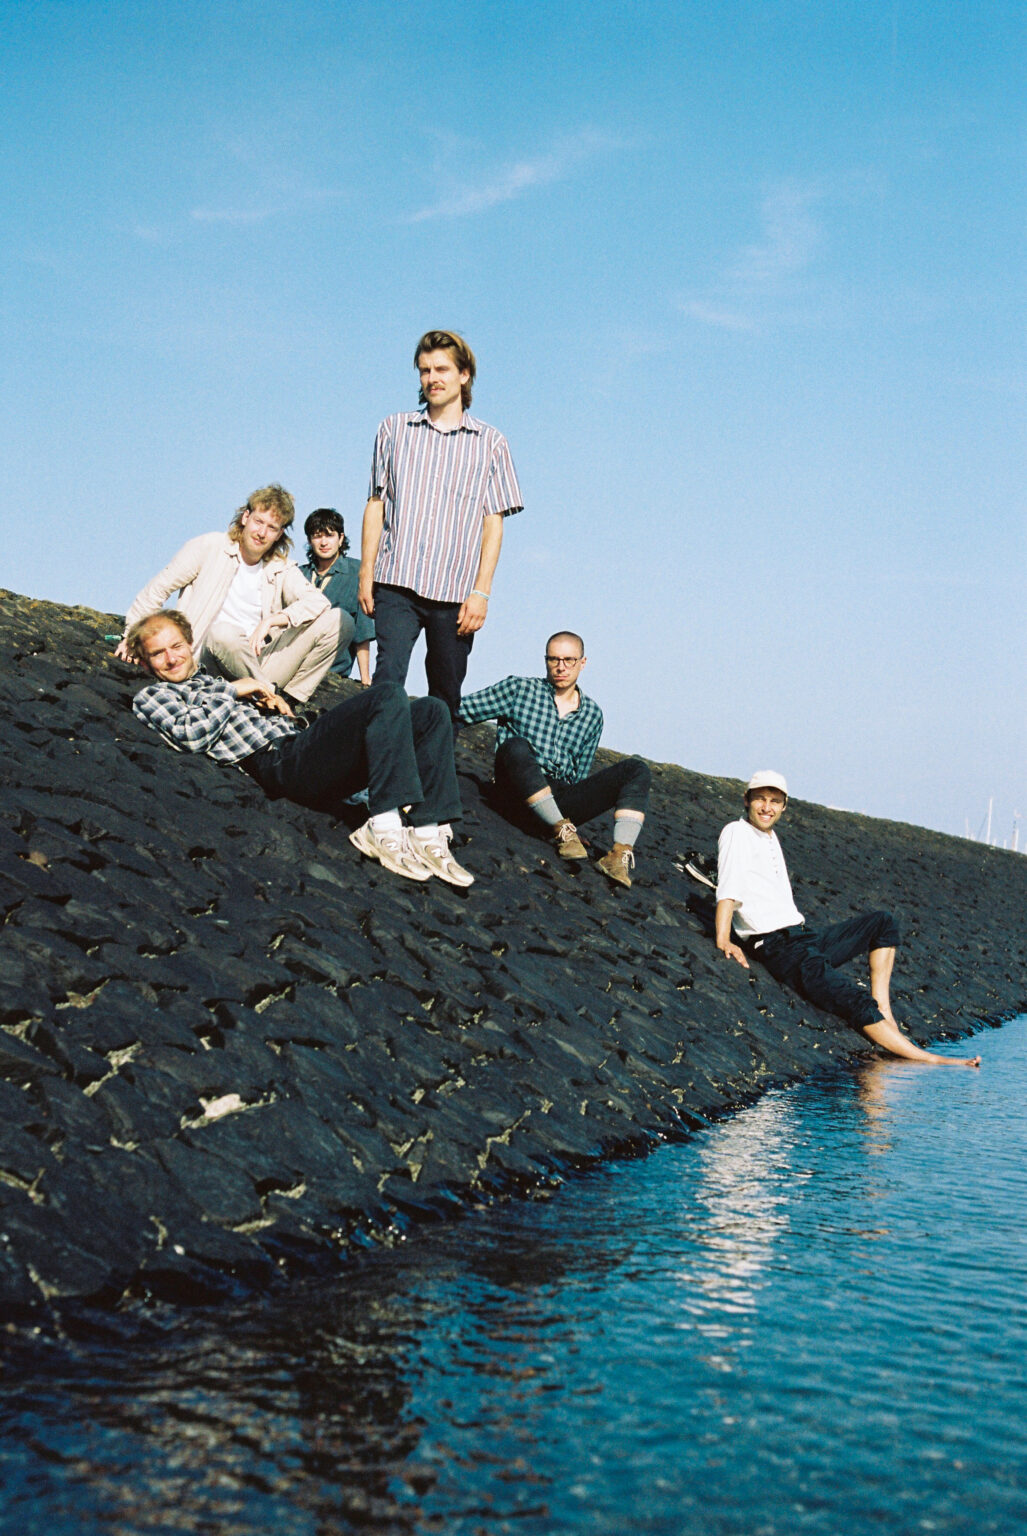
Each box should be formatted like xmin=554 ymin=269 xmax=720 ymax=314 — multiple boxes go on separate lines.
xmin=369 ymin=679 xmax=409 ymax=714
xmin=868 ymin=910 xmax=901 ymax=950
xmin=202 ymin=624 xmax=252 ymax=675
xmin=310 ymin=605 xmax=348 ymax=647
xmin=495 ymin=736 xmax=540 ymax=774
xmin=205 ymin=621 xmax=245 ymax=654
xmin=322 ymin=605 xmax=354 ymax=650
xmin=623 ymin=755 xmax=651 ymax=793
xmin=410 ymin=694 xmax=450 ymax=733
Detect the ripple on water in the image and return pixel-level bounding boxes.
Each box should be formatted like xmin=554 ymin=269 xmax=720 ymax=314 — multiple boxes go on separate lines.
xmin=1 ymin=1020 xmax=1026 ymax=1535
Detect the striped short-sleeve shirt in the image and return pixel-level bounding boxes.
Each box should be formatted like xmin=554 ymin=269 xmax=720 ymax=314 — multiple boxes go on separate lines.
xmin=369 ymin=409 xmax=523 ymax=604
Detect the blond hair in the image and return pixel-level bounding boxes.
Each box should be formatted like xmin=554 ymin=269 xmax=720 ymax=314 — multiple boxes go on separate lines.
xmin=228 ymin=484 xmax=295 ymax=562
xmin=126 ymin=609 xmax=193 ymax=665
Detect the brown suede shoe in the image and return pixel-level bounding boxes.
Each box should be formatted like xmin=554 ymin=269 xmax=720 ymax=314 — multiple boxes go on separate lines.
xmin=553 ymin=819 xmax=588 ymax=859
xmin=597 ymin=843 xmax=635 ymax=887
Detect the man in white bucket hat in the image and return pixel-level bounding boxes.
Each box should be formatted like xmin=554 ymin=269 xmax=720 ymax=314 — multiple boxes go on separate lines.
xmin=713 ymin=772 xmax=980 ymax=1065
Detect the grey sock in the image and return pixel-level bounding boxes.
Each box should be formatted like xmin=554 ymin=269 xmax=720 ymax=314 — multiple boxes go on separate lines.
xmin=529 ymin=794 xmax=564 ymax=829
xmin=613 ymin=816 xmax=642 ymax=848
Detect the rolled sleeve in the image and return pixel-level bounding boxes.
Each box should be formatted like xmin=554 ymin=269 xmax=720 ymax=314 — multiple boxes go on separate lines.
xmin=482 ymin=436 xmax=523 ymax=518
xmin=368 ymin=418 xmax=393 ymax=501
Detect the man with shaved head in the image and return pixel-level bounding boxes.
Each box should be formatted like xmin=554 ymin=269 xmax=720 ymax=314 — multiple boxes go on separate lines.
xmin=459 ymin=631 xmax=651 ymax=888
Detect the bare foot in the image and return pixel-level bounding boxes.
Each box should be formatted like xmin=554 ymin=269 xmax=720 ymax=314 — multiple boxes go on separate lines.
xmin=863 ymin=1018 xmax=982 ymax=1067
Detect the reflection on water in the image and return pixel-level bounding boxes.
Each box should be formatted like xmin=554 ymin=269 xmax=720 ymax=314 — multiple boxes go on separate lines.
xmin=2 ymin=1021 xmax=1026 ymax=1535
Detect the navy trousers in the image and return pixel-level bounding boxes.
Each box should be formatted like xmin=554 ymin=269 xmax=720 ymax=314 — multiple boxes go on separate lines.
xmin=371 ymin=583 xmax=473 ymax=725
xmin=242 ymin=682 xmax=462 ymax=825
xmin=754 ymin=910 xmax=900 ymax=1031
xmin=495 ymin=736 xmax=651 ymax=824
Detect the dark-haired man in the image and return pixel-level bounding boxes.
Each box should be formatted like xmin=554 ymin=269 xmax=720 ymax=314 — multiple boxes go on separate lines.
xmin=459 ymin=632 xmax=651 ymax=888
xmin=126 ymin=610 xmax=474 ymax=887
xmin=299 ymin=507 xmax=375 ymax=684
xmin=358 ymin=330 xmax=523 ymax=722
xmin=715 ymin=771 xmax=980 ymax=1064
xmin=116 ymin=485 xmax=344 ymax=707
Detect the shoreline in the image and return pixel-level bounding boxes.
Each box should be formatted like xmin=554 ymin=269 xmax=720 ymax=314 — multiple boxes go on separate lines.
xmin=2 ymin=586 xmax=1025 ymax=1312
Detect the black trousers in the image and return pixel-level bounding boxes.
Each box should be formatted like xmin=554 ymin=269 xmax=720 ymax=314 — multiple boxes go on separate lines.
xmin=242 ymin=682 xmax=462 ymax=825
xmin=495 ymin=736 xmax=651 ymax=824
xmin=754 ymin=910 xmax=900 ymax=1031
xmin=371 ymin=583 xmax=473 ymax=725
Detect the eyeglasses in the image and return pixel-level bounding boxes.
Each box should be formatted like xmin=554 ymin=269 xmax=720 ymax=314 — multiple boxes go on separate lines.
xmin=545 ymin=655 xmax=582 ymax=667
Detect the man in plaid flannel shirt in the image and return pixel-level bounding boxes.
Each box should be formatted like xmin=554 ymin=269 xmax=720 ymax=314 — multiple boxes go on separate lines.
xmin=459 ymin=631 xmax=650 ymax=888
xmin=126 ymin=611 xmax=475 ymax=887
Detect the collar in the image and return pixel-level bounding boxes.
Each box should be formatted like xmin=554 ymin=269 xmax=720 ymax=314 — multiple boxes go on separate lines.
xmin=546 ymin=679 xmax=583 ymax=715
xmin=740 ymin=814 xmax=778 ymax=841
xmin=224 ymin=532 xmax=288 ymax=572
xmin=410 ymin=406 xmax=480 ymax=435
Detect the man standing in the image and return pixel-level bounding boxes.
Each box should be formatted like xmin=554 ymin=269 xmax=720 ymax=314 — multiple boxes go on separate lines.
xmin=125 ymin=610 xmax=474 ymax=886
xmin=358 ymin=330 xmax=522 ymax=721
xmin=117 ymin=485 xmax=346 ymax=708
xmin=459 ymin=631 xmax=651 ymax=888
xmin=715 ymin=771 xmax=980 ymax=1064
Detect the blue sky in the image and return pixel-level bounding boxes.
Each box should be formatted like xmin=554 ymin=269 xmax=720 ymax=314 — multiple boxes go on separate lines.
xmin=3 ymin=0 xmax=1024 ymax=845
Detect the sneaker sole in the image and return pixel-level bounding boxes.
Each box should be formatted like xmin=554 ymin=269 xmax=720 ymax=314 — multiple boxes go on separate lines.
xmin=349 ymin=823 xmax=431 ymax=881
xmin=410 ymin=843 xmax=475 ymax=887
xmin=678 ymin=854 xmax=717 ymax=889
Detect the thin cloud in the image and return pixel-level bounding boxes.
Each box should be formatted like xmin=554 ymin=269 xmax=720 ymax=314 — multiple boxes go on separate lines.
xmin=407 ymin=128 xmax=621 ymax=223
xmin=189 ymin=185 xmax=342 ymax=226
xmin=679 ymin=177 xmax=826 ymax=332
xmin=190 ymin=204 xmax=284 ymax=225
xmin=678 ymin=300 xmax=757 ymax=333
xmin=730 ymin=180 xmax=823 ymax=288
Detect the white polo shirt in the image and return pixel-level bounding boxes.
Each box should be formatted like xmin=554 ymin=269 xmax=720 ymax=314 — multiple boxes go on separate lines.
xmin=716 ymin=817 xmax=804 ymax=939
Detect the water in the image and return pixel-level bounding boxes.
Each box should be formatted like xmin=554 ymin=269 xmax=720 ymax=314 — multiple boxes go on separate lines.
xmin=2 ymin=1020 xmax=1025 ymax=1535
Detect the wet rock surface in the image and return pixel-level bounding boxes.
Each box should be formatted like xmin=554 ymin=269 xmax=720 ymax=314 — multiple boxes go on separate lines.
xmin=1 ymin=586 xmax=1024 ymax=1311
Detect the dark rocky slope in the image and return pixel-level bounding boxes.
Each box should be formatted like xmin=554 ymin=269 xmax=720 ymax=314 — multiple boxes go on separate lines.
xmin=1 ymin=587 xmax=1024 ymax=1311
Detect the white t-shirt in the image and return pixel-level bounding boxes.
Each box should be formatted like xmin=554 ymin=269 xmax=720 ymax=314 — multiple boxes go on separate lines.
xmin=716 ymin=817 xmax=804 ymax=939
xmin=217 ymin=559 xmax=264 ymax=633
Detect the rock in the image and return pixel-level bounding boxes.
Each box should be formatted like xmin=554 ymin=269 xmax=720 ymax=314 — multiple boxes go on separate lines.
xmin=0 ymin=585 xmax=1024 ymax=1313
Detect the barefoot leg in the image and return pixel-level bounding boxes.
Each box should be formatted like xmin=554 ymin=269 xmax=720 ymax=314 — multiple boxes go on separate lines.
xmin=861 ymin=1017 xmax=980 ymax=1066
xmin=868 ymin=945 xmax=896 ymax=1021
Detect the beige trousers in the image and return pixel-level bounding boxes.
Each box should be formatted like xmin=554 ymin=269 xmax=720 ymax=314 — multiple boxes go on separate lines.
xmin=203 ymin=607 xmax=349 ymax=703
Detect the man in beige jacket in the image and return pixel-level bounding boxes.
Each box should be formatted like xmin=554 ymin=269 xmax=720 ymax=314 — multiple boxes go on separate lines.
xmin=116 ymin=485 xmax=348 ymax=705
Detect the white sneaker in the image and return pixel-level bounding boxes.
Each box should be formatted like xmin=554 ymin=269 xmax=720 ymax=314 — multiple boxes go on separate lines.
xmin=349 ymin=822 xmax=432 ymax=881
xmin=409 ymin=828 xmax=475 ymax=887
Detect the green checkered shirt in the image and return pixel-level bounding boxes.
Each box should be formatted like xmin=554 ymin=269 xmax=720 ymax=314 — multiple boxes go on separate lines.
xmin=459 ymin=675 xmax=603 ymax=783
